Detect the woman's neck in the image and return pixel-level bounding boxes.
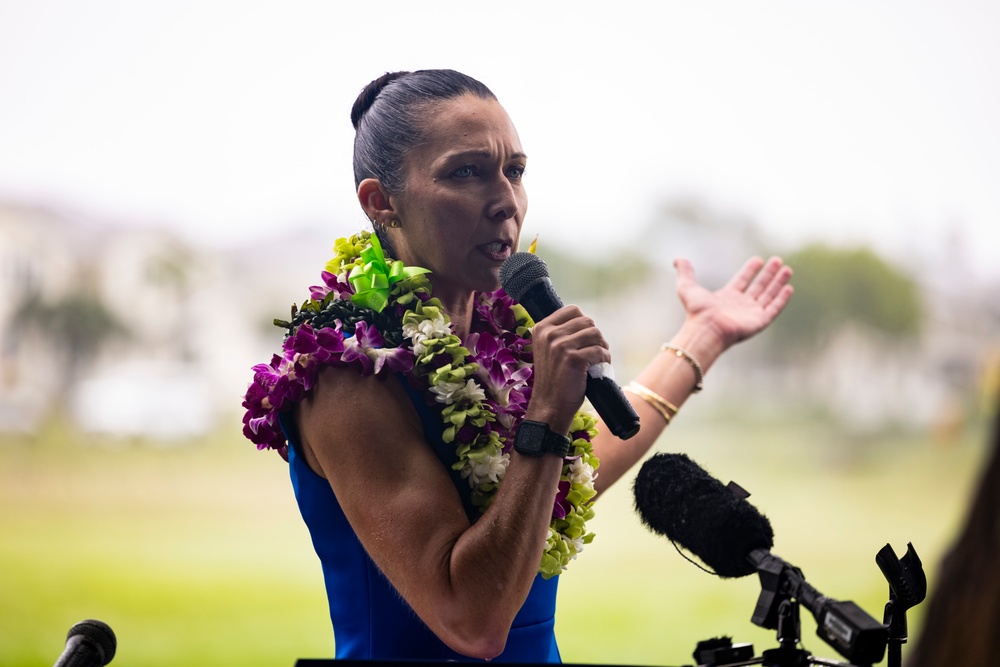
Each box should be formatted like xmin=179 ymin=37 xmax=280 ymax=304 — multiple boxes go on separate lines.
xmin=433 ymin=284 xmax=476 ymax=340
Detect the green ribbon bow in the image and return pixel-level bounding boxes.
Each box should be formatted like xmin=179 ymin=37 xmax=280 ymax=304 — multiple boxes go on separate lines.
xmin=348 ymin=234 xmax=430 ymax=312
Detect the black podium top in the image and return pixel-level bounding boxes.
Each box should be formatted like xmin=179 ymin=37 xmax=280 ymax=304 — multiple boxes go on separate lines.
xmin=295 ymin=661 xmax=679 ymax=667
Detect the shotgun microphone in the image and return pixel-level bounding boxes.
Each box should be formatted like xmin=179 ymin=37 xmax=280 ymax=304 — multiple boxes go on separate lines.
xmin=633 ymin=453 xmax=888 ymax=665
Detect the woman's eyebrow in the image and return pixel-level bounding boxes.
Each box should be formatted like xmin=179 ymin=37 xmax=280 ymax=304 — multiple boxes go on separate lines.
xmin=444 ymin=149 xmax=528 ymax=161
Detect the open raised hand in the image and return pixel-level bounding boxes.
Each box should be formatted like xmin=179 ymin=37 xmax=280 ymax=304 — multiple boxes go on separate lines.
xmin=674 ymin=256 xmax=794 ymax=350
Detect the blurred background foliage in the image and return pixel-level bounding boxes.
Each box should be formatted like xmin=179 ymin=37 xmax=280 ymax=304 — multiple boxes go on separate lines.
xmin=768 ymin=245 xmax=924 ymax=356
xmin=11 ymin=283 xmax=130 ymax=405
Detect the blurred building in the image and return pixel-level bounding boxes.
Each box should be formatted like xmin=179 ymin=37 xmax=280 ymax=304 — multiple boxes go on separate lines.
xmin=0 ymin=201 xmax=79 ymax=432
xmin=0 ymin=199 xmax=303 ymax=439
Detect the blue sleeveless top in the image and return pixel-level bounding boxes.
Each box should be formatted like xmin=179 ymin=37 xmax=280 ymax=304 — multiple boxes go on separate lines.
xmin=282 ymin=378 xmax=562 ymax=662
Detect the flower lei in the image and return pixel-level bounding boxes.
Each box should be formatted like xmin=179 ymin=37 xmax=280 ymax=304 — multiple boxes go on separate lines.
xmin=242 ymin=231 xmax=600 ymax=578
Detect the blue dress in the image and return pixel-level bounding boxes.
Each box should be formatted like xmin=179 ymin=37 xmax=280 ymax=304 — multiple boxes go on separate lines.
xmin=281 ymin=379 xmax=562 ymax=663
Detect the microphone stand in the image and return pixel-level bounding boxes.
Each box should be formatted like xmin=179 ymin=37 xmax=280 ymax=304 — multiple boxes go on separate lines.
xmin=689 ymin=598 xmax=858 ymax=667
xmin=760 ymin=598 xmax=811 ymax=667
xmin=758 ymin=595 xmax=854 ymax=667
xmin=689 ymin=544 xmax=926 ymax=667
xmin=875 ymin=543 xmax=926 ymax=667
xmin=690 ymin=596 xmax=861 ymax=667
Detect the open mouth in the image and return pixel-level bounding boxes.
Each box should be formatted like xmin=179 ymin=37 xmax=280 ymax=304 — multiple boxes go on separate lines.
xmin=478 ymin=242 xmax=512 ymax=261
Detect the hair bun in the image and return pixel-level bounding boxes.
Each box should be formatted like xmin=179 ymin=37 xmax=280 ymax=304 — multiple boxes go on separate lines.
xmin=351 ymin=71 xmax=410 ymax=129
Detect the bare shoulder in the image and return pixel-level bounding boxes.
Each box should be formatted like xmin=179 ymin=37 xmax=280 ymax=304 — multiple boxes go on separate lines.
xmin=296 ymin=365 xmax=433 ymax=487
xmin=296 ymin=364 xmax=421 ymax=469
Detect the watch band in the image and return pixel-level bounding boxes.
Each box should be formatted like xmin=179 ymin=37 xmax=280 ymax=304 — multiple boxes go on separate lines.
xmin=514 ymin=420 xmax=572 ymax=458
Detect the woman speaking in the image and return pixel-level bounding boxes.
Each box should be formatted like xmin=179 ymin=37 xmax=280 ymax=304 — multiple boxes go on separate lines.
xmin=242 ymin=69 xmax=793 ymax=662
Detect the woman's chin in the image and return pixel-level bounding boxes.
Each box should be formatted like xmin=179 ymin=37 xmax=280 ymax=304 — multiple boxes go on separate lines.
xmin=481 ymin=271 xmax=503 ymax=294
xmin=426 ymin=272 xmax=500 ymax=303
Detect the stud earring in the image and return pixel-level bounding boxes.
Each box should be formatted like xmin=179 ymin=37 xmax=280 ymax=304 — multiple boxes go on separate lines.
xmin=389 ymin=219 xmax=400 ymax=228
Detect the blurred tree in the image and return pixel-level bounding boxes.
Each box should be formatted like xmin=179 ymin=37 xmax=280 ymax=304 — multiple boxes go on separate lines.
xmin=765 ymin=244 xmax=923 ymax=357
xmin=145 ymin=245 xmax=194 ymax=292
xmin=534 ymin=244 xmax=656 ymax=305
xmin=10 ymin=281 xmax=128 ymax=403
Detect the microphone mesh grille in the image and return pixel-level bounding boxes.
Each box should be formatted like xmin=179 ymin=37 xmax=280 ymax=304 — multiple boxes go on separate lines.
xmin=68 ymin=619 xmax=117 ymax=664
xmin=499 ymin=252 xmax=549 ymax=301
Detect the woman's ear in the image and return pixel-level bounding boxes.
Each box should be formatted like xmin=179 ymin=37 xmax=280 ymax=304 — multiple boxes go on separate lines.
xmin=357 ymin=179 xmax=395 ymax=225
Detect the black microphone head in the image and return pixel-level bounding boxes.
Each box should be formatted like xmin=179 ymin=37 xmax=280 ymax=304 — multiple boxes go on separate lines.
xmin=67 ymin=619 xmax=117 ymax=665
xmin=499 ymin=252 xmax=549 ymax=302
xmin=633 ymin=453 xmax=774 ymax=578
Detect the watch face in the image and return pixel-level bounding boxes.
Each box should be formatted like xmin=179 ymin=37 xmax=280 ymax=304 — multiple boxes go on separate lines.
xmin=515 ymin=421 xmax=546 ymax=456
xmin=515 ymin=420 xmax=569 ymax=457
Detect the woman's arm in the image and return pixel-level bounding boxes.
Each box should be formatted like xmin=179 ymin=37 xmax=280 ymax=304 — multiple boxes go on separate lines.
xmin=296 ymin=305 xmax=608 ymax=659
xmin=591 ymin=256 xmax=794 ymax=493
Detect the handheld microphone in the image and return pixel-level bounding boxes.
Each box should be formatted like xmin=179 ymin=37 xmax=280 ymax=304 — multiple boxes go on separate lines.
xmin=499 ymin=252 xmax=641 ymax=439
xmin=633 ymin=453 xmax=888 ymax=665
xmin=54 ymin=619 xmax=116 ymax=667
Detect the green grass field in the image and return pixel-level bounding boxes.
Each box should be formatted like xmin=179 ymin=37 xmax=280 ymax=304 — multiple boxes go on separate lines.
xmin=0 ymin=411 xmax=989 ymax=667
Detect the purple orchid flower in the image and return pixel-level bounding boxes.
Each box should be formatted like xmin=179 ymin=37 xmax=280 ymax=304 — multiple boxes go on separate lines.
xmin=309 ymin=271 xmax=354 ymax=301
xmin=553 ymin=480 xmax=572 ymax=520
xmin=471 ymin=333 xmax=532 ymax=409
xmin=341 ymin=321 xmax=414 ymax=376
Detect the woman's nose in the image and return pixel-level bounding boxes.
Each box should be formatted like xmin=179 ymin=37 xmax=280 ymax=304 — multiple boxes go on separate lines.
xmin=487 ymin=175 xmax=521 ymax=221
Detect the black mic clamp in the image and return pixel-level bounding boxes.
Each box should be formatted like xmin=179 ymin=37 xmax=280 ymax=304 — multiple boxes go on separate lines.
xmin=750 ymin=549 xmax=889 ymax=667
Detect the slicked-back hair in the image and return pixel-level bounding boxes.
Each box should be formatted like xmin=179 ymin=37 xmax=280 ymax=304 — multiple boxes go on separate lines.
xmin=351 ymin=69 xmax=497 ymax=195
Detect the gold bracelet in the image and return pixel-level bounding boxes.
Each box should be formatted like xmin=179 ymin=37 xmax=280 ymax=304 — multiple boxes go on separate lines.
xmin=624 ymin=381 xmax=679 ymax=425
xmin=661 ymin=343 xmax=704 ymax=393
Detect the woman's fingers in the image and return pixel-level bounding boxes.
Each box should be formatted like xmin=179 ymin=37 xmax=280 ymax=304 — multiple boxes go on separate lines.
xmin=726 ymin=256 xmax=766 ymax=294
xmin=727 ymin=256 xmax=793 ymax=304
xmin=750 ymin=257 xmax=792 ymax=301
xmin=763 ymin=281 xmax=795 ymax=319
xmin=759 ymin=264 xmax=794 ymax=305
xmin=533 ymin=306 xmax=610 ymax=368
xmin=673 ymin=257 xmax=697 ymax=292
xmin=528 ymin=306 xmax=611 ymax=426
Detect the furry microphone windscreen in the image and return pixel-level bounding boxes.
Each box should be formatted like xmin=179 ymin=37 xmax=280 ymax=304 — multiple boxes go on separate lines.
xmin=633 ymin=452 xmax=774 ymax=578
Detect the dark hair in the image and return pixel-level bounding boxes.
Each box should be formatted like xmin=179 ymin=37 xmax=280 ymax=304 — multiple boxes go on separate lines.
xmin=351 ymin=69 xmax=497 ymax=195
xmin=907 ymin=399 xmax=1000 ymax=667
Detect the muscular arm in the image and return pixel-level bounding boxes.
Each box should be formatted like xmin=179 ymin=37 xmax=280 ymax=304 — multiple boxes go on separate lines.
xmin=296 ymin=306 xmax=608 ymax=659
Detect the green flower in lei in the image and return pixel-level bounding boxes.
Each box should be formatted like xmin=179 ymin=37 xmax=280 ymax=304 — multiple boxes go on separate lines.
xmin=242 ymin=230 xmax=600 ymax=578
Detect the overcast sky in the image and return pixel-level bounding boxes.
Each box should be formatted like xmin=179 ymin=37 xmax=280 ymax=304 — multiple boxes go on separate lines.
xmin=2 ymin=0 xmax=998 ymax=278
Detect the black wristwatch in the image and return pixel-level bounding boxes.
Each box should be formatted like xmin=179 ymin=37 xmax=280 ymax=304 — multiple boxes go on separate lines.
xmin=514 ymin=420 xmax=571 ymax=458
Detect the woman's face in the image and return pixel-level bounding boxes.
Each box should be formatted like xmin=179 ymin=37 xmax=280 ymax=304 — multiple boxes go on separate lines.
xmin=388 ymin=94 xmax=528 ymax=301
